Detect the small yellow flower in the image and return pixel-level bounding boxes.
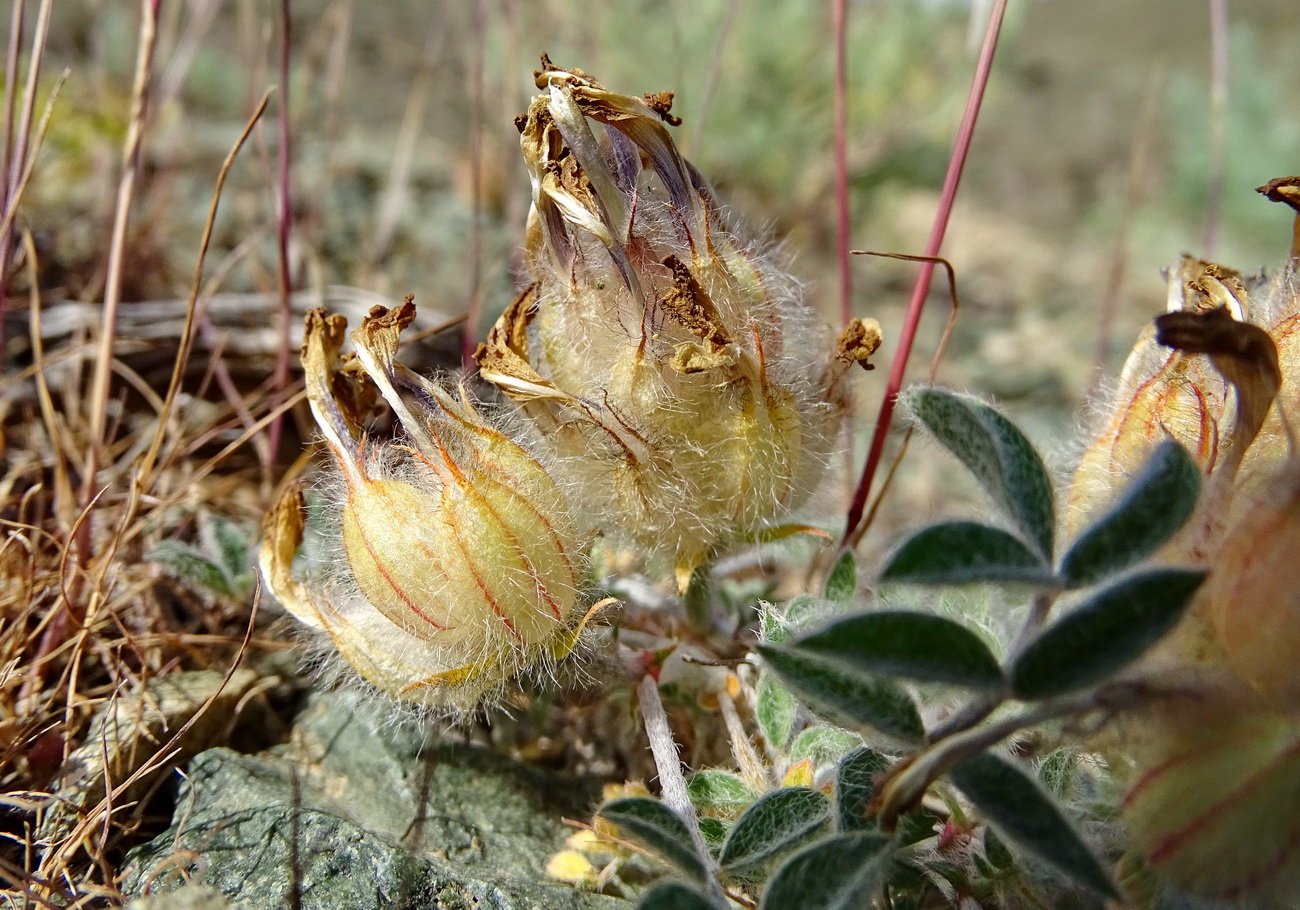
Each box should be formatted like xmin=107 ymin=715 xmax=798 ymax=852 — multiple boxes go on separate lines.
xmin=476 ymin=56 xmax=879 ymax=589
xmin=261 ymin=301 xmax=600 ymax=712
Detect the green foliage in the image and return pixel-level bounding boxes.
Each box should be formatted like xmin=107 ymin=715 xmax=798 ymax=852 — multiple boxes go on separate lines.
xmin=757 ymin=645 xmax=925 ymax=744
xmin=1058 ymin=440 xmax=1201 ymax=588
xmin=881 ymin=520 xmax=1055 ymax=586
xmin=635 ymin=881 xmax=723 ymax=910
xmin=823 ymin=551 xmax=857 ymax=603
xmin=148 ymin=516 xmax=255 ymax=602
xmin=755 ymin=672 xmax=798 ymax=752
xmin=606 ymin=394 xmax=1208 ymax=907
xmin=904 ymin=388 xmax=1056 ymax=559
xmin=787 ymin=610 xmax=1005 ymax=690
xmin=787 ymin=726 xmax=862 ymax=769
xmin=1010 ymin=568 xmax=1206 ymax=699
xmin=835 ymin=747 xmax=889 ymax=832
xmin=687 ymin=772 xmax=756 ymax=816
xmin=949 ymin=753 xmax=1118 ymax=900
xmin=599 ymin=798 xmax=710 ymax=883
xmin=759 ymin=832 xmax=892 ymax=910
xmin=718 ymin=787 xmax=831 ymax=874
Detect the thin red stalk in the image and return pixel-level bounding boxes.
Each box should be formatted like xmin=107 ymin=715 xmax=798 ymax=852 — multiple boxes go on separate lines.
xmin=840 ymin=0 xmax=1008 ymax=549
xmin=833 ymin=0 xmax=851 ymax=327
xmin=267 ymin=0 xmax=293 ymax=468
xmin=1202 ymin=0 xmax=1228 ymax=256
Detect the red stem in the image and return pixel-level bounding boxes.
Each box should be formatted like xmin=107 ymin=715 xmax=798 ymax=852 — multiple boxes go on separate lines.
xmin=840 ymin=0 xmax=1008 ymax=549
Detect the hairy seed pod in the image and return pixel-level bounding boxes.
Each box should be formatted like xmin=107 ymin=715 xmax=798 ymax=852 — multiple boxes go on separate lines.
xmin=1077 ymin=180 xmax=1300 ymax=902
xmin=261 ymin=301 xmax=597 ymax=712
xmin=1121 ymin=698 xmax=1300 ymax=903
xmin=475 ymin=56 xmax=879 ymax=588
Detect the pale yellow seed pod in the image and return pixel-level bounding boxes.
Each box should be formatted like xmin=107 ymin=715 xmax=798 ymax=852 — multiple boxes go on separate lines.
xmin=1199 ymin=461 xmax=1300 ymax=705
xmin=1077 ymin=181 xmax=1300 ymax=902
xmin=261 ymin=302 xmax=597 ymax=712
xmin=1120 ymin=694 xmax=1300 ymax=903
xmin=476 ymin=57 xmax=879 ymax=588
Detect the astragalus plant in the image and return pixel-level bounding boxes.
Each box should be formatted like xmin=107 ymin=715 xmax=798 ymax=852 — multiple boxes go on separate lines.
xmin=263 ymin=49 xmax=1300 ymax=910
xmin=476 ymin=56 xmax=880 ymax=591
xmin=581 ymin=182 xmax=1300 ymax=910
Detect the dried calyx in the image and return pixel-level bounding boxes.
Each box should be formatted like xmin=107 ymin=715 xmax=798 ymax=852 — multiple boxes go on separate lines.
xmin=476 ymin=56 xmax=879 ymax=589
xmin=261 ymin=300 xmax=598 ymax=712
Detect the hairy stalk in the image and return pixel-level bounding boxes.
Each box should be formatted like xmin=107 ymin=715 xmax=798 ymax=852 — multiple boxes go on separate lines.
xmin=637 ymin=674 xmax=725 ymax=902
xmin=928 ymin=588 xmax=1060 ymax=742
xmin=841 ymin=0 xmax=1008 ymax=549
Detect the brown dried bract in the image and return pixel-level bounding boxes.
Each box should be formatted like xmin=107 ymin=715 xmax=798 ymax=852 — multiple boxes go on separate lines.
xmin=1156 ymin=304 xmax=1281 ymax=473
xmin=659 ymin=255 xmax=732 ymax=349
xmin=835 ymin=318 xmax=884 ymax=371
xmin=1256 ymin=176 xmax=1300 ymax=212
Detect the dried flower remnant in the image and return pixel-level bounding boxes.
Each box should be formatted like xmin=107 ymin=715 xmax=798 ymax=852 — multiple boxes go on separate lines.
xmin=1068 ymin=178 xmax=1300 ymax=901
xmin=476 ymin=57 xmax=880 ymax=589
xmin=261 ymin=301 xmax=598 ymax=712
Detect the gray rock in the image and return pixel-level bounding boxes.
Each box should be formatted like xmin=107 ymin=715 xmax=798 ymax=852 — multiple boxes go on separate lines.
xmin=122 ymin=690 xmax=630 ymax=910
xmin=124 ymin=885 xmax=239 ymax=910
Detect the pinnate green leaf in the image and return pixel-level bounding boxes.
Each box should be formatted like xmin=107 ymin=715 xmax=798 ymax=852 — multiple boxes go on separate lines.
xmin=824 ymin=551 xmax=857 ymax=602
xmin=905 ymin=388 xmax=1055 ymax=559
xmin=205 ymin=516 xmax=253 ymax=585
xmin=759 ymin=831 xmax=892 ymax=910
xmin=1059 ymin=440 xmax=1201 ymax=588
xmin=881 ymin=521 xmax=1056 ymax=586
xmin=791 ymin=610 xmax=1005 ymax=691
xmin=756 ymin=672 xmax=798 ymax=752
xmin=688 ymin=771 xmax=755 ymax=814
xmin=719 ymin=787 xmax=831 ymax=873
xmin=599 ymin=797 xmax=709 ymax=883
xmin=1010 ymin=568 xmax=1206 ymax=699
xmin=835 ymin=747 xmax=890 ymax=832
xmin=148 ymin=541 xmax=236 ymax=599
xmin=758 ymin=646 xmax=925 ymax=744
xmin=787 ymin=726 xmax=861 ymax=769
xmin=949 ymin=752 xmax=1118 ymax=900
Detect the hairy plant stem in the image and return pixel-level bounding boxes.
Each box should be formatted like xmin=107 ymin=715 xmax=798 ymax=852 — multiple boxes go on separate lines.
xmin=928 ymin=587 xmax=1060 ymax=742
xmin=879 ymin=691 xmax=1094 ymax=832
xmin=637 ymin=673 xmax=725 ymax=902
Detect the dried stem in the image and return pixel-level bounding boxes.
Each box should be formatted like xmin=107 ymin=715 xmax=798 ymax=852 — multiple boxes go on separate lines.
xmin=460 ymin=0 xmax=487 ymax=370
xmin=136 ymin=91 xmax=273 ymax=489
xmin=83 ymin=0 xmax=159 ymax=509
xmin=1202 ymin=0 xmax=1229 ymax=256
xmin=841 ymin=0 xmax=1008 ymax=550
xmin=0 ymin=0 xmax=51 ymax=366
xmin=267 ymin=0 xmax=295 ymax=471
xmin=846 ymin=252 xmax=960 ymax=552
xmin=833 ymin=0 xmax=851 ymax=328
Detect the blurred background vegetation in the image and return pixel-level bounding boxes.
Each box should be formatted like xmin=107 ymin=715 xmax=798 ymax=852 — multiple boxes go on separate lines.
xmin=19 ymin=0 xmax=1300 ymax=525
